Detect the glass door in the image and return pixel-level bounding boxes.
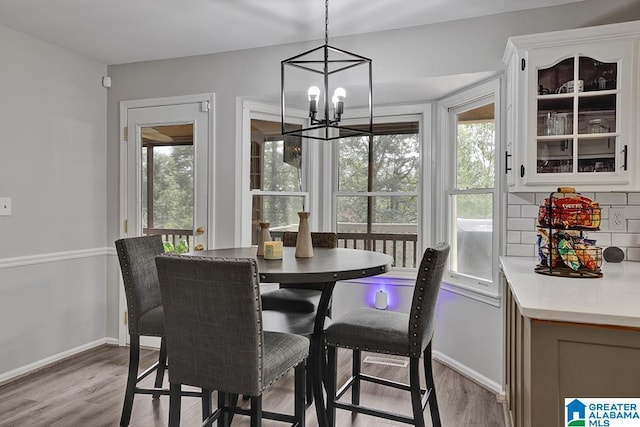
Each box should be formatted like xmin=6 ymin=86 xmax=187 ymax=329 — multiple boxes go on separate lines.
xmin=126 ymin=102 xmax=210 ymax=251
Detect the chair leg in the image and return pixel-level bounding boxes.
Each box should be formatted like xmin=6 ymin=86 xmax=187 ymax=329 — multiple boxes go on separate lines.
xmin=217 ymin=392 xmax=228 ymax=427
xmin=423 ymin=345 xmax=441 ymax=427
xmin=217 ymin=392 xmax=238 ymax=427
xmin=120 ymin=335 xmax=140 ymax=426
xmin=201 ymin=389 xmax=212 ymax=426
xmin=169 ymin=382 xmax=182 ymax=427
xmin=351 ymin=349 xmax=361 ymax=405
xmin=409 ymin=358 xmax=426 ymax=427
xmin=305 ymin=362 xmax=314 ymax=407
xmin=152 ymin=336 xmax=168 ymax=399
xmin=326 ymin=346 xmax=338 ymax=427
xmin=250 ymin=396 xmax=262 ymax=427
xmin=294 ymin=362 xmax=306 ymax=427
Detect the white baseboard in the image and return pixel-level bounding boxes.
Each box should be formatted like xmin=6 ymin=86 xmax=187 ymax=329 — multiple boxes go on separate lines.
xmin=433 ymin=349 xmax=504 ymax=397
xmin=0 ymin=338 xmax=113 ymax=386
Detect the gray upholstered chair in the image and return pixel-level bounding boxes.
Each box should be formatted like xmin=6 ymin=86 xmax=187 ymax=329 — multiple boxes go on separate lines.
xmin=324 ymin=242 xmax=450 ymax=427
xmin=261 ymin=231 xmax=338 ymax=314
xmin=115 ymin=235 xmax=205 ymax=426
xmin=115 ymin=235 xmax=169 ymax=426
xmin=156 ymin=254 xmax=309 ymax=427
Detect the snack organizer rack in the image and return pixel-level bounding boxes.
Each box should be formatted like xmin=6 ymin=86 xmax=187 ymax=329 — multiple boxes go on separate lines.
xmin=535 ymin=187 xmax=603 ymax=278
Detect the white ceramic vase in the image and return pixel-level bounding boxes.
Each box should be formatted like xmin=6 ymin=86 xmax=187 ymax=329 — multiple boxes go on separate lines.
xmin=257 ymin=222 xmax=272 ymax=257
xmin=295 ymin=212 xmax=314 ymax=258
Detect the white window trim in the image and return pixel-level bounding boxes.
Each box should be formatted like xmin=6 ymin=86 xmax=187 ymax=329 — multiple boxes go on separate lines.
xmin=436 ymin=78 xmax=503 ymax=305
xmin=237 ymin=100 xmax=312 ymax=246
xmin=333 ymin=103 xmax=432 ymax=273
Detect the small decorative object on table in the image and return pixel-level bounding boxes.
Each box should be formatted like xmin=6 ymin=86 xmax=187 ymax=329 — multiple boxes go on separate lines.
xmin=257 ymin=222 xmax=272 ymax=257
xmin=264 ymin=241 xmax=283 ymax=260
xmin=295 ymin=212 xmax=314 ymax=258
xmin=535 ymin=187 xmax=603 ymax=278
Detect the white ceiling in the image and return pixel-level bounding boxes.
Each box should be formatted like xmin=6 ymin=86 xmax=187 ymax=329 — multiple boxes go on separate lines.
xmin=0 ymin=0 xmax=589 ymax=65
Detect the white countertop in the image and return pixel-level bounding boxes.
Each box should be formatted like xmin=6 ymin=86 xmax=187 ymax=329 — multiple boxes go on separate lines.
xmin=500 ymin=256 xmax=640 ymax=328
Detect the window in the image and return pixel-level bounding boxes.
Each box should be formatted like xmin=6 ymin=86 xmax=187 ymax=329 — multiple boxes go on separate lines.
xmin=335 ymin=120 xmax=421 ymax=268
xmin=439 ymin=80 xmax=501 ymax=300
xmin=241 ymin=101 xmax=429 ymax=271
xmin=249 ymin=118 xmax=307 ymax=244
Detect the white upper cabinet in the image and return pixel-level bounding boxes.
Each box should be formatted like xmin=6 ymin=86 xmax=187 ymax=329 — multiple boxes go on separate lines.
xmin=504 ymin=21 xmax=640 ymax=191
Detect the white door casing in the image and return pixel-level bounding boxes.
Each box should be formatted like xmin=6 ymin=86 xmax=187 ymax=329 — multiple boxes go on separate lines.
xmin=118 ymin=94 xmax=214 ymax=346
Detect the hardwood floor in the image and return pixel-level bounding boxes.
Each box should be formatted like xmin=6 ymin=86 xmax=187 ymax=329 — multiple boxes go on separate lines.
xmin=0 ymin=345 xmax=506 ymax=426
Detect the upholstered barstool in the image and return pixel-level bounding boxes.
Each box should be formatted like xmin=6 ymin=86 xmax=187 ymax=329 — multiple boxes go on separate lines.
xmin=324 ymin=242 xmax=450 ymax=427
xmin=156 ymin=255 xmax=309 ymax=427
xmin=115 ymin=235 xmax=206 ymax=426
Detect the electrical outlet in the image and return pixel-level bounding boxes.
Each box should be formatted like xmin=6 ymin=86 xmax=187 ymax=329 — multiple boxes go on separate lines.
xmin=609 ymin=207 xmax=626 ymax=231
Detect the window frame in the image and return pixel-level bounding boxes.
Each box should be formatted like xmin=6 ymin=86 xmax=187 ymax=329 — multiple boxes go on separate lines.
xmin=238 ymin=100 xmax=313 ymax=246
xmin=332 ymin=104 xmax=432 ymax=273
xmin=436 ymin=79 xmax=503 ymax=305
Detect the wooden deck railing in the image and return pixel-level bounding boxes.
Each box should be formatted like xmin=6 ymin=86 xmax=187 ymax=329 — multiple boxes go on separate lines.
xmin=269 ymin=230 xmax=418 ymax=268
xmin=337 ymin=232 xmax=417 ymax=268
xmin=143 ymin=228 xmax=193 ymax=249
xmin=145 ymin=228 xmax=418 ymax=269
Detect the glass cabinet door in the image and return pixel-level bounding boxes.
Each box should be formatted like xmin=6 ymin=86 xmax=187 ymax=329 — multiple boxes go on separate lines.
xmin=525 ymin=40 xmax=632 ymax=186
xmin=536 ymin=55 xmax=618 ymax=174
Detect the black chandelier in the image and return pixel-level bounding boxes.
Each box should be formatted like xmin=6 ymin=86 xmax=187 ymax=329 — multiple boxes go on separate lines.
xmin=281 ymin=0 xmax=373 ymax=141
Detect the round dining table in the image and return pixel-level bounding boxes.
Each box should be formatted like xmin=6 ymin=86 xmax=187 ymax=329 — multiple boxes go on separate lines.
xmin=189 ymin=246 xmax=393 ymax=427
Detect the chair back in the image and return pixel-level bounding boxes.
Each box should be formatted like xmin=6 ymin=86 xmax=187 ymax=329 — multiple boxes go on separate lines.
xmin=282 ymin=231 xmax=338 ymax=248
xmin=408 ymin=242 xmax=449 ymax=358
xmin=156 ymin=255 xmax=264 ymax=395
xmin=115 ymin=235 xmax=165 ymax=336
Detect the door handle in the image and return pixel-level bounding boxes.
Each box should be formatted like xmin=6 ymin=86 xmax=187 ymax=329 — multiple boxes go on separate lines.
xmin=196 ymin=226 xmax=205 ymax=235
xmin=194 ymin=244 xmax=205 ymax=251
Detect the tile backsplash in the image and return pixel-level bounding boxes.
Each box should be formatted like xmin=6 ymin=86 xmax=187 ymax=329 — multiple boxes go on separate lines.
xmin=507 ymin=192 xmax=640 ymax=262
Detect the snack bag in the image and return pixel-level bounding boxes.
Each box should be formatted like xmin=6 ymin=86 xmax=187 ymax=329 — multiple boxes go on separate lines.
xmin=574 ymin=243 xmax=597 ymax=271
xmin=539 ymin=193 xmax=600 ymax=229
xmin=557 ymin=237 xmax=580 ymax=270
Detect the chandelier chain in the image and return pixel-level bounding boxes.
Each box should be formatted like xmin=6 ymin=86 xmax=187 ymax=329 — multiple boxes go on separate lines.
xmin=325 ymin=0 xmax=329 ymax=45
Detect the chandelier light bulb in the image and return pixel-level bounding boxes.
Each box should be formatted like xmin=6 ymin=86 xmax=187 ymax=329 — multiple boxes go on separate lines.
xmin=308 ymin=86 xmax=321 ymax=101
xmin=307 ymin=85 xmax=320 ymax=119
xmin=332 ymin=87 xmax=346 ymax=101
xmin=332 ymin=87 xmax=346 ymax=120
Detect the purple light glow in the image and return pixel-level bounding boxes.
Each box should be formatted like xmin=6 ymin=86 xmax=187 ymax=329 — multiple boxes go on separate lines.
xmin=365 ymin=279 xmax=395 ymax=309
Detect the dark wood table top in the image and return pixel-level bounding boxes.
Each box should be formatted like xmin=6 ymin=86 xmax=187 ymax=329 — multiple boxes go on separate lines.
xmin=188 ymin=246 xmax=393 ymax=284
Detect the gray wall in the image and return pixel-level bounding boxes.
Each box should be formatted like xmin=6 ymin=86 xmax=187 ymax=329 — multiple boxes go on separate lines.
xmin=0 ymin=25 xmax=107 ymax=380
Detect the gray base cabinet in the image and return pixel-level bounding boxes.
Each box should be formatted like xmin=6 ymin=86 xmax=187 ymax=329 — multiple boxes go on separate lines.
xmin=504 ymin=284 xmax=640 ymax=427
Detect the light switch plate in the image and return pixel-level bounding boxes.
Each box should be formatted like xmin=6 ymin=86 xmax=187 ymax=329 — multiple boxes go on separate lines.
xmin=0 ymin=197 xmax=11 ymax=216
